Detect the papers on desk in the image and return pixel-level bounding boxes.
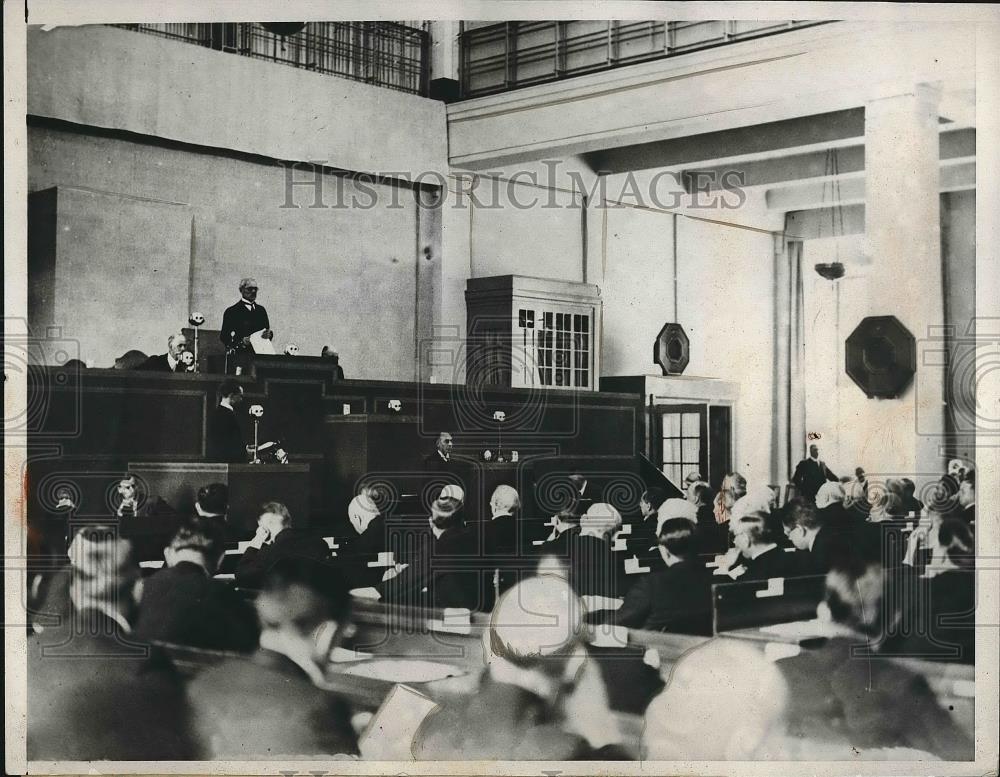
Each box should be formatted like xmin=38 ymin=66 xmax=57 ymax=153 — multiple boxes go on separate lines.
xmin=758 ymin=618 xmax=830 ymax=640
xmin=367 ymin=551 xmax=396 ymax=568
xmin=339 ymin=659 xmax=464 ymax=683
xmin=610 ymin=536 xmax=628 ymax=552
xmin=248 ymin=329 xmax=275 ymax=355
xmin=623 ymin=555 xmax=650 ymax=575
xmin=581 ymin=595 xmax=624 ymax=612
xmin=427 ymin=608 xmax=472 ymax=635
xmin=358 ymin=684 xmax=439 ymax=761
xmin=139 ymin=560 xmax=164 ymax=570
xmin=589 ymin=624 xmax=629 ymax=648
xmin=350 ymin=586 xmax=382 ymax=600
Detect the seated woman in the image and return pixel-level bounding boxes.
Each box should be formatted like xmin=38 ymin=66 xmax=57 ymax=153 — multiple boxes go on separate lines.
xmin=611 ymin=517 xmax=713 ymax=635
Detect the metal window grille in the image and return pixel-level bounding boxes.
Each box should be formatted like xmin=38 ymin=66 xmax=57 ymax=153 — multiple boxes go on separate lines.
xmin=114 ymin=21 xmax=430 ymax=96
xmin=459 ymin=20 xmax=829 ymax=98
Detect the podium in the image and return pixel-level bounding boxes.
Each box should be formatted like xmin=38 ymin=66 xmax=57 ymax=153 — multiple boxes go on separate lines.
xmin=129 ymin=462 xmax=310 ymax=538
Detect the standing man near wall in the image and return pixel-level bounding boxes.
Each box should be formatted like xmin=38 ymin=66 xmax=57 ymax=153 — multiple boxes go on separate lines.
xmin=220 ymin=278 xmax=273 ymax=374
xmin=791 ymin=444 xmax=838 ymax=504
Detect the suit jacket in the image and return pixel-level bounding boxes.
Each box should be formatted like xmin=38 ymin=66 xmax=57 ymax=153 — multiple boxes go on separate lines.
xmin=613 ymin=557 xmax=713 ymax=634
xmin=739 ymin=545 xmax=799 ymax=582
xmin=791 ymin=458 xmax=838 ymax=502
xmin=899 ymin=570 xmax=975 ymax=664
xmin=138 ymin=352 xmax=179 ymax=372
xmin=206 ymin=405 xmax=245 ymax=463
xmin=235 ymin=528 xmax=331 ymax=589
xmin=776 ymin=636 xmax=973 ymax=760
xmin=28 ymin=611 xmax=199 ymax=761
xmin=381 ymin=525 xmax=479 ymax=611
xmin=567 ymin=533 xmax=619 ymax=598
xmin=220 ymin=300 xmax=270 ymax=349
xmin=187 ymin=648 xmax=358 ymax=759
xmin=412 ymin=672 xmax=592 ymax=760
xmin=134 ymin=561 xmax=259 ymax=652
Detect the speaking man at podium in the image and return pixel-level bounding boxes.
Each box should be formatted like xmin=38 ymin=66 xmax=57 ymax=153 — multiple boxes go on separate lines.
xmin=220 ymin=277 xmax=274 ymax=373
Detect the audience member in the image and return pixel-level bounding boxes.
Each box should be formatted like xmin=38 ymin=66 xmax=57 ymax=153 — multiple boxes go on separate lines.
xmin=633 ymin=487 xmax=667 ymax=546
xmin=782 ymin=498 xmax=850 ymax=575
xmin=775 ymin=559 xmax=974 ymax=759
xmin=195 ymin=482 xmax=229 ymax=519
xmin=206 ymin=378 xmax=246 ymax=463
xmin=729 ymin=510 xmax=798 ymax=582
xmin=791 ymin=443 xmax=838 ymax=503
xmin=413 ymin=575 xmax=622 ymax=759
xmin=235 ymin=501 xmax=330 ymax=589
xmin=28 ymin=527 xmax=198 ymax=761
xmin=134 ymin=515 xmax=259 ymax=652
xmin=683 ymin=471 xmax=705 ymax=502
xmin=713 ymin=471 xmax=746 ymax=525
xmin=188 ymin=558 xmax=358 ymax=758
xmin=955 ymin=471 xmax=975 ymax=524
xmin=613 ymin=517 xmax=713 ymax=634
xmin=868 ymin=489 xmax=903 ymax=522
xmin=567 ymin=503 xmax=621 ymax=598
xmin=484 ymin=484 xmax=521 ymax=604
xmin=900 ymin=477 xmax=924 ymax=516
xmin=138 ymin=333 xmax=188 ymax=372
xmin=643 ymin=639 xmax=790 ymax=760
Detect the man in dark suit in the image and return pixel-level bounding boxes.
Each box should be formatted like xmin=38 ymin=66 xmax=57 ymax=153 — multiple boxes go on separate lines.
xmin=380 ymin=496 xmax=479 ymax=611
xmin=220 ymin=277 xmax=273 ymax=373
xmin=791 ymin=444 xmax=838 ymax=503
xmin=784 ymin=498 xmax=852 ymax=576
xmin=138 ymin=333 xmax=189 ymax=372
xmin=423 ymin=431 xmax=456 ymax=472
xmin=731 ymin=511 xmax=798 ymax=582
xmin=206 ymin=378 xmax=246 ymax=463
xmin=776 ymin=560 xmax=973 ymax=760
xmin=631 ymin=487 xmax=667 ymax=549
xmin=134 ymin=515 xmax=259 ymax=652
xmin=613 ymin=517 xmax=713 ymax=634
xmin=321 ymin=346 xmax=346 ymax=380
xmin=484 ymin=484 xmax=521 ymax=605
xmin=28 ymin=526 xmax=199 ymax=761
xmin=235 ymin=501 xmax=330 ymax=589
xmin=187 ymin=558 xmax=358 ymax=758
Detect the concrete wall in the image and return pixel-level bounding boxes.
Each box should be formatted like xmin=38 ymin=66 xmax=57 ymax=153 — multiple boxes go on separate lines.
xmin=28 ymin=125 xmax=427 ymax=378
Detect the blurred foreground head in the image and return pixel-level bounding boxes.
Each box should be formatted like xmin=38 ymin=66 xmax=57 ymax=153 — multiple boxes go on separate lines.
xmin=643 ymin=639 xmax=789 ymax=760
xmin=67 ymin=526 xmax=139 ymax=617
xmin=486 ymin=574 xmax=586 ymax=682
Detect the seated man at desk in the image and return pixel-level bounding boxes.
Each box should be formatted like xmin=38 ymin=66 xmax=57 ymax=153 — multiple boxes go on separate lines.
xmin=138 ymin=333 xmax=188 ymax=373
xmin=235 ymin=502 xmax=330 ymax=589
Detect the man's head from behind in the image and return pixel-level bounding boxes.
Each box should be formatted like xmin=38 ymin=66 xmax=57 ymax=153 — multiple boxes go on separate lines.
xmin=643 ymin=639 xmax=789 ymax=760
xmin=732 ymin=511 xmax=773 ymax=557
xmin=67 ymin=526 xmax=139 ymax=618
xmin=657 ymin=517 xmax=697 ymax=562
xmin=429 ymin=497 xmax=461 ymax=531
xmin=823 ymin=559 xmax=897 ymax=639
xmin=164 ymin=515 xmax=227 ymax=574
xmin=218 ymin=378 xmax=244 ymax=407
xmin=490 ymin=484 xmax=520 ymax=517
xmin=782 ymin=499 xmax=822 ymax=551
xmin=196 ymin=482 xmax=229 ymax=517
xmin=486 ymin=575 xmax=586 ymax=687
xmin=255 ymin=558 xmax=352 ymax=680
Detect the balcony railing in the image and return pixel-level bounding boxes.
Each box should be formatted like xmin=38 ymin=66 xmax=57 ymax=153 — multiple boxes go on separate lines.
xmin=114 ymin=22 xmax=430 ymax=96
xmin=459 ymin=20 xmax=830 ymax=98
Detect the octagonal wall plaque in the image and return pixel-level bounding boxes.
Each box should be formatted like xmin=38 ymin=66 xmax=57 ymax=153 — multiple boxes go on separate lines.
xmin=654 ymin=323 xmax=690 ymax=375
xmin=845 ymin=315 xmax=916 ymax=399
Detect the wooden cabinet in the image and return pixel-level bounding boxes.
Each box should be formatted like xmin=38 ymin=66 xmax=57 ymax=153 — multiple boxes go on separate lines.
xmin=465 ymin=275 xmax=602 ymax=391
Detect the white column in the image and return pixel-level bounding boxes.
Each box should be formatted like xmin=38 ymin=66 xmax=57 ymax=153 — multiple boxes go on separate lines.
xmin=427 ymin=21 xmax=459 ymax=82
xmin=862 ymin=84 xmax=944 ymax=483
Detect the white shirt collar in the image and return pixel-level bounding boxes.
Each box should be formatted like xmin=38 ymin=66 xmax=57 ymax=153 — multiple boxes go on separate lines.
xmin=241 ymin=298 xmax=256 ymax=308
xmin=167 ymin=353 xmax=178 ymax=370
xmin=437 ymin=450 xmax=450 ymax=462
xmin=805 ymin=527 xmax=820 ymax=552
xmin=219 ymin=398 xmax=234 ymax=411
xmin=351 ymin=512 xmax=377 ymax=535
xmin=749 ymin=543 xmax=778 ymax=560
xmin=430 ymin=523 xmax=446 ymax=540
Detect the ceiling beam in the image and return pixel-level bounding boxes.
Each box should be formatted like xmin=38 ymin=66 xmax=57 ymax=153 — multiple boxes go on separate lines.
xmin=765 ymin=159 xmax=975 ymax=210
